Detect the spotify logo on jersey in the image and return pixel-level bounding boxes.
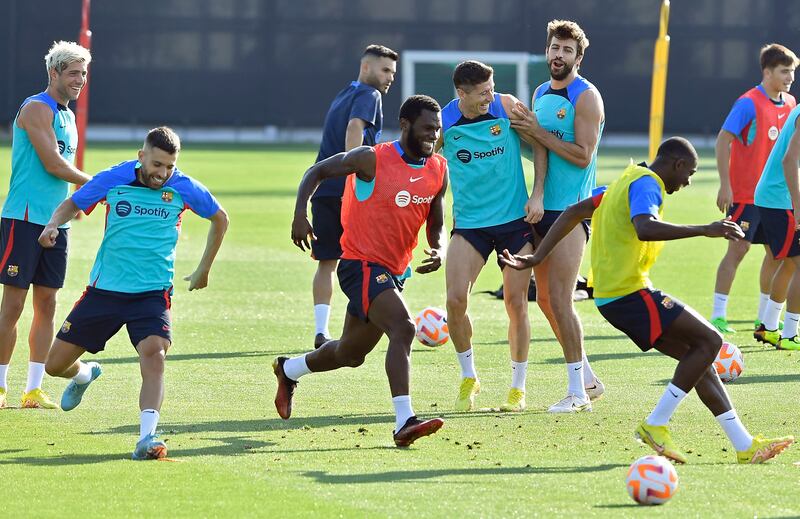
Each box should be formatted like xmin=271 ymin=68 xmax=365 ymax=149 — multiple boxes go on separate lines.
xmin=456 ymin=149 xmax=472 ymax=163
xmin=116 ymin=200 xmax=132 ymax=217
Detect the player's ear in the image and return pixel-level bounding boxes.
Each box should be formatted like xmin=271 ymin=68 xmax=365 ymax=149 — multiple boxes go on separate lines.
xmin=137 ymin=149 xmax=145 ymax=163
xmin=399 ymin=118 xmax=410 ymax=132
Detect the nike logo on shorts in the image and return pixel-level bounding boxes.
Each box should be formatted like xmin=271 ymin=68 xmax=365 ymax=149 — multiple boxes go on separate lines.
xmin=409 ymin=176 xmax=423 ymax=182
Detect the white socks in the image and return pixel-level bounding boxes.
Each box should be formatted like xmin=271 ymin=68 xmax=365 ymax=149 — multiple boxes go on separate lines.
xmin=567 ymin=361 xmax=587 ymax=399
xmin=711 ymin=292 xmax=728 ymax=320
xmin=392 ymin=395 xmax=414 ymax=432
xmin=0 ymin=364 xmax=7 ymax=390
xmin=73 ymin=362 xmax=93 ymax=384
xmin=25 ymin=362 xmax=45 ymax=393
xmin=314 ymin=304 xmax=331 ymax=337
xmin=646 ymin=383 xmax=688 ymax=426
xmin=510 ymin=360 xmax=527 ymax=390
xmin=139 ymin=409 xmax=160 ymax=441
xmin=457 ymin=349 xmax=477 ymax=379
xmin=782 ymin=311 xmax=800 ymax=339
xmin=582 ymin=352 xmax=596 ymax=386
xmin=715 ymin=409 xmax=753 ymax=451
xmin=757 ymin=293 xmax=770 ymax=322
xmin=763 ymin=299 xmax=784 ymax=331
xmin=283 ymin=354 xmax=311 ymax=382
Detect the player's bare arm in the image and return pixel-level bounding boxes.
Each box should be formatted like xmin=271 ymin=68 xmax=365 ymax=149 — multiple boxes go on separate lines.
xmin=715 ymin=129 xmax=736 ymax=212
xmin=38 ymin=198 xmax=81 ymax=247
xmin=783 ymin=117 xmax=800 ymax=229
xmin=417 ymin=171 xmax=449 ymax=274
xmin=501 ymin=195 xmax=597 ymax=270
xmin=510 ymin=88 xmax=604 ymax=168
xmin=344 ymin=118 xmax=368 ymax=151
xmin=632 ymin=214 xmax=744 ymax=242
xmin=17 ymin=102 xmax=92 ymax=185
xmin=291 ymin=146 xmax=376 ymax=251
xmin=183 ymin=207 xmax=230 ymax=291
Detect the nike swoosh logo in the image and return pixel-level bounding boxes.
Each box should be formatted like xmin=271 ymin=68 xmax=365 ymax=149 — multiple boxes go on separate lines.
xmin=453 ymin=135 xmax=463 ymax=140
xmin=465 ymin=353 xmax=472 ymax=358
xmin=409 ymin=176 xmax=423 ymax=182
xmin=779 ymin=114 xmax=787 ymax=119
xmin=116 ymin=190 xmax=129 ymax=195
xmin=573 ymin=366 xmax=582 ymax=371
xmin=669 ymin=390 xmax=679 ymax=398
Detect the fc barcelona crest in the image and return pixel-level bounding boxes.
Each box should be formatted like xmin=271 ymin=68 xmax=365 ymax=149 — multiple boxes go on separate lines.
xmin=556 ymin=108 xmax=567 ymax=120
xmin=375 ymin=273 xmax=389 ymax=284
xmin=161 ymin=191 xmax=174 ymax=202
xmin=61 ymin=320 xmax=71 ymax=333
xmin=489 ymin=124 xmax=502 ymax=136
xmin=740 ymin=221 xmax=750 ymax=231
xmin=6 ymin=265 xmax=18 ymax=277
xmin=661 ymin=296 xmax=675 ymax=309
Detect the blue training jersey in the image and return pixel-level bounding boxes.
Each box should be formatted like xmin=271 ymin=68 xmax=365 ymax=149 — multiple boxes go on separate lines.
xmin=754 ymin=104 xmax=800 ymax=210
xmin=533 ymin=75 xmax=604 ymax=211
xmin=440 ymin=94 xmax=528 ymax=228
xmin=313 ymin=81 xmax=383 ymax=199
xmin=4 ymin=91 xmax=78 ymax=228
xmin=72 ymin=160 xmax=220 ymax=293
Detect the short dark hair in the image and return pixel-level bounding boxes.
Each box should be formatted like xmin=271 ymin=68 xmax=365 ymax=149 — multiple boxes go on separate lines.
xmin=760 ymin=43 xmax=799 ymax=71
xmin=656 ymin=136 xmax=698 ymax=163
xmin=399 ymin=95 xmax=441 ymax=124
xmin=547 ymin=19 xmax=590 ymax=56
xmin=453 ymin=60 xmax=493 ymax=89
xmin=145 ymin=126 xmax=181 ymax=154
xmin=363 ymin=44 xmax=398 ymax=61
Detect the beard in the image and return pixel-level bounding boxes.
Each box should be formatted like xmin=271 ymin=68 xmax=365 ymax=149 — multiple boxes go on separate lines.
xmin=406 ymin=125 xmax=433 ymax=158
xmin=549 ymin=59 xmax=575 ymax=81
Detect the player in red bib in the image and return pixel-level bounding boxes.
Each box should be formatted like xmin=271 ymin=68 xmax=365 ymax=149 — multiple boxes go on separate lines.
xmin=710 ymin=44 xmax=798 ymax=336
xmin=275 ymin=95 xmax=448 ymax=447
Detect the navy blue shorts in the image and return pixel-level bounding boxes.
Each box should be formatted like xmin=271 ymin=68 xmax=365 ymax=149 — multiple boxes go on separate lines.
xmin=311 ymin=197 xmax=343 ymax=261
xmin=337 ymin=259 xmax=404 ymax=322
xmin=596 ymin=289 xmax=685 ymax=352
xmin=0 ymin=218 xmax=68 ymax=289
xmin=533 ymin=210 xmax=591 ymax=242
xmin=57 ymin=286 xmax=172 ymax=354
xmin=452 ymin=218 xmax=533 ymax=267
xmin=727 ymin=203 xmax=766 ymax=244
xmin=757 ymin=206 xmax=800 ymax=259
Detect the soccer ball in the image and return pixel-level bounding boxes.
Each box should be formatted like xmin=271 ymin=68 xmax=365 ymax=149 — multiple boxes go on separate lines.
xmin=626 ymin=455 xmax=678 ymax=505
xmin=414 ymin=307 xmax=449 ymax=347
xmin=713 ymin=341 xmax=744 ymax=383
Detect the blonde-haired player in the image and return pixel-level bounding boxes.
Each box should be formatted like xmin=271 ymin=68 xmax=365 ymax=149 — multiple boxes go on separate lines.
xmin=0 ymin=41 xmax=92 ymax=409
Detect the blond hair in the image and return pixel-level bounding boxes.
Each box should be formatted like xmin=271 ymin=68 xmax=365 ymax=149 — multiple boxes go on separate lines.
xmin=44 ymin=41 xmax=91 ymax=74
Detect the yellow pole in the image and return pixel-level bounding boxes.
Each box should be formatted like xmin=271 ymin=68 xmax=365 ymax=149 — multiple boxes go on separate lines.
xmin=649 ymin=0 xmax=671 ymax=161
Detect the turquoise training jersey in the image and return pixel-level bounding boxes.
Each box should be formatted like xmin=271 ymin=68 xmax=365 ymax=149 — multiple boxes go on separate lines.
xmin=754 ymin=104 xmax=800 ymax=210
xmin=4 ymin=91 xmax=78 ymax=228
xmin=441 ymin=94 xmax=528 ymax=229
xmin=533 ymin=75 xmax=604 ymax=211
xmin=71 ymin=160 xmax=220 ymax=293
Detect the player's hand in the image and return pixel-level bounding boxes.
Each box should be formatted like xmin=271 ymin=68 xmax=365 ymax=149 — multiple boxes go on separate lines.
xmin=524 ymin=195 xmax=544 ymax=224
xmin=499 ymin=248 xmax=538 ymax=270
xmin=705 ymin=220 xmax=744 ymax=241
xmin=716 ymin=184 xmax=733 ymax=214
xmin=291 ymin=216 xmax=316 ymax=252
xmin=509 ymin=102 xmax=540 ymax=136
xmin=183 ymin=269 xmax=209 ymax=291
xmin=415 ymin=248 xmax=442 ymax=274
xmin=38 ymin=225 xmax=59 ymax=248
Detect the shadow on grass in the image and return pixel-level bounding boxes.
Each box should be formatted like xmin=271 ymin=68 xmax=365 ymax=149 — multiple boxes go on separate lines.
xmin=594 ymin=503 xmax=641 ymax=509
xmin=539 ymin=350 xmax=643 ymax=365
xmin=475 ymin=334 xmax=630 ymax=347
xmin=302 ymin=462 xmax=627 ymax=484
xmin=99 ymin=350 xmax=278 ymax=365
xmin=653 ymin=373 xmax=800 ymax=386
xmin=0 ymin=435 xmax=275 ymax=466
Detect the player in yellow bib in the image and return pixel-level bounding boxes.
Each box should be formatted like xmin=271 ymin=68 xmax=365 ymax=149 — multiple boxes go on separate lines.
xmin=501 ymin=138 xmax=793 ymax=464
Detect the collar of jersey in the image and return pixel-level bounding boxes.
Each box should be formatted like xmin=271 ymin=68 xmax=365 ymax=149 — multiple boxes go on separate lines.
xmin=392 ymin=140 xmax=426 ymax=167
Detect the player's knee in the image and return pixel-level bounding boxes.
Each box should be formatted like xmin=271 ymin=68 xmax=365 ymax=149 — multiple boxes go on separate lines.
xmin=45 ymin=359 xmax=63 ymax=377
xmin=0 ymin=298 xmax=25 ymax=322
xmin=340 ymin=351 xmax=366 ymax=368
xmin=503 ymin=293 xmax=528 ymax=319
xmin=389 ymin=319 xmax=416 ymax=346
xmin=697 ymin=333 xmax=723 ymax=363
xmin=446 ymin=290 xmax=468 ymax=316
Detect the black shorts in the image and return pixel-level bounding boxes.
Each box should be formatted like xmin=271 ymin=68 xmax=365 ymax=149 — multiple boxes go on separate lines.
xmin=0 ymin=218 xmax=68 ymax=289
xmin=533 ymin=210 xmax=591 ymax=242
xmin=727 ymin=203 xmax=766 ymax=244
xmin=452 ymin=218 xmax=533 ymax=267
xmin=757 ymin=206 xmax=800 ymax=259
xmin=596 ymin=289 xmax=685 ymax=352
xmin=337 ymin=259 xmax=404 ymax=322
xmin=311 ymin=197 xmax=343 ymax=261
xmin=57 ymin=286 xmax=173 ymax=354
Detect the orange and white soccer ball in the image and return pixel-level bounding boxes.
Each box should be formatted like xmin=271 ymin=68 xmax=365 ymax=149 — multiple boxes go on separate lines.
xmin=626 ymin=455 xmax=678 ymax=505
xmin=714 ymin=341 xmax=744 ymax=382
xmin=414 ymin=307 xmax=449 ymax=347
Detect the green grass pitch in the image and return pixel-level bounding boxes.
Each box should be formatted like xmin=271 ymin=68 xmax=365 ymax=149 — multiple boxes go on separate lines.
xmin=0 ymin=142 xmax=798 ymax=517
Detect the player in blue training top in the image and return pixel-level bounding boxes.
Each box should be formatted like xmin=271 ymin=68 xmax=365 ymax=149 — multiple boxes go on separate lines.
xmin=0 ymin=41 xmax=92 ymax=410
xmin=40 ymin=127 xmax=229 ymax=460
xmin=307 ymin=44 xmax=397 ymax=349
xmin=510 ymin=19 xmax=606 ymax=413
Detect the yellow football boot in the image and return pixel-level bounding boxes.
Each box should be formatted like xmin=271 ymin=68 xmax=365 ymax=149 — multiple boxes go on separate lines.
xmin=736 ymin=434 xmax=794 ymax=464
xmin=21 ymin=388 xmax=58 ymax=409
xmin=454 ymin=377 xmax=480 ymax=411
xmin=499 ymin=387 xmax=526 ymax=412
xmin=635 ymin=421 xmax=687 ymax=464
